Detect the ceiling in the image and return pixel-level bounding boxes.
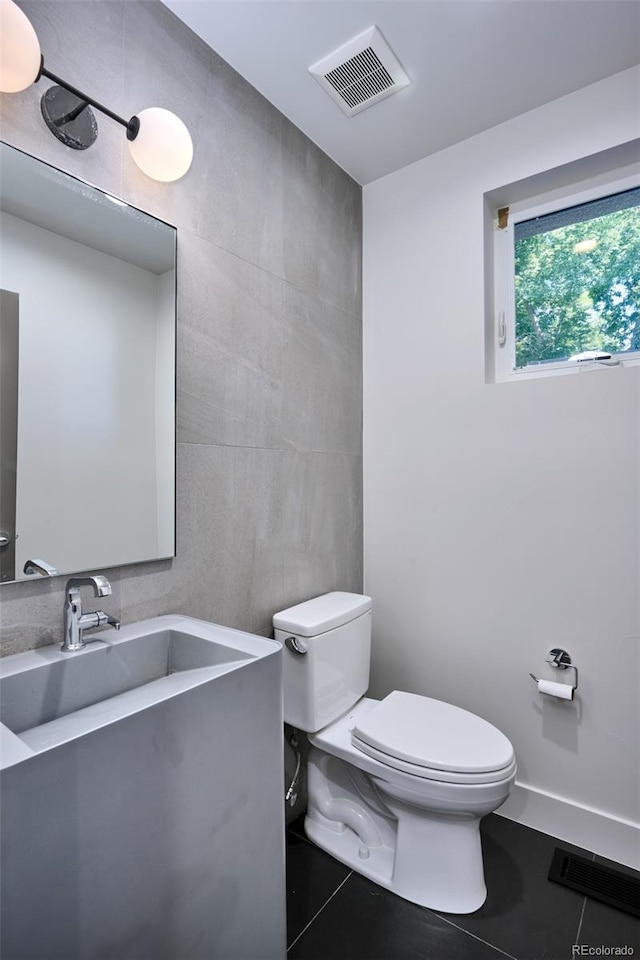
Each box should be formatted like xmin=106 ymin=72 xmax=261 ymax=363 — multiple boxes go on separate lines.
xmin=164 ymin=1 xmax=640 ymax=185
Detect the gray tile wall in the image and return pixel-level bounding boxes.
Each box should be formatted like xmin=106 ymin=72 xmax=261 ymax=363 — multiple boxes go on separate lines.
xmin=0 ymin=0 xmax=363 ymax=656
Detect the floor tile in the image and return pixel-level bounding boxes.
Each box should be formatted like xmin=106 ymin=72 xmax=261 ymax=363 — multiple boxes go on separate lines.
xmin=286 ymin=828 xmax=351 ymax=946
xmin=288 ymin=870 xmax=513 ymax=960
xmin=577 ymin=854 xmax=640 ymax=952
xmin=288 ymin=815 xmax=308 ymax=839
xmin=433 ymin=815 xmax=589 ymax=960
xmin=286 ymin=813 xmax=639 ymax=960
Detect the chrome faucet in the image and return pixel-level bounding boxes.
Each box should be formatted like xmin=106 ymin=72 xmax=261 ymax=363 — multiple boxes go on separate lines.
xmin=62 ymin=576 xmax=121 ymax=651
xmin=23 ymin=558 xmax=59 ymax=577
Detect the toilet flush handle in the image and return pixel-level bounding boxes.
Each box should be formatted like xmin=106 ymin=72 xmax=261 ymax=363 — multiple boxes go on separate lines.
xmin=284 ymin=635 xmax=307 ymax=655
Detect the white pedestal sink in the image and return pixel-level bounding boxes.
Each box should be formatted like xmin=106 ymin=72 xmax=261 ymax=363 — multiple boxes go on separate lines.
xmin=0 ymin=615 xmax=286 ymax=960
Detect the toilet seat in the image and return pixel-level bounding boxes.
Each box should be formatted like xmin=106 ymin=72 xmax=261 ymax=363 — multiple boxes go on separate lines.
xmin=351 ymin=691 xmax=516 ymax=785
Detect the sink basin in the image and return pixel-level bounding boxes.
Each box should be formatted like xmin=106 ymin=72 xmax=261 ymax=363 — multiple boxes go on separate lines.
xmin=0 ymin=614 xmax=275 ymax=764
xmin=0 ymin=613 xmax=286 ymax=960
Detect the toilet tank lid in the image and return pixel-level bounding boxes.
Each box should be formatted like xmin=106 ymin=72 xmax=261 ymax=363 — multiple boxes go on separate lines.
xmin=273 ymin=592 xmax=372 ymax=637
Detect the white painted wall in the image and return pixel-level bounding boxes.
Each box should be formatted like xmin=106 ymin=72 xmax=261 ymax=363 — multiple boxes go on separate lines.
xmin=0 ymin=213 xmax=173 ymax=576
xmin=363 ymin=67 xmax=640 ymax=866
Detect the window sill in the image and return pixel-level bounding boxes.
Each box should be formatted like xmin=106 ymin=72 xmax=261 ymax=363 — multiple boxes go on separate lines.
xmin=497 ymin=353 xmax=640 ymax=383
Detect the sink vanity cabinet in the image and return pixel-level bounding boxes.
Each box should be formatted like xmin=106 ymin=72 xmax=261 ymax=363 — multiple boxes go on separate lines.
xmin=0 ymin=615 xmax=286 ymax=960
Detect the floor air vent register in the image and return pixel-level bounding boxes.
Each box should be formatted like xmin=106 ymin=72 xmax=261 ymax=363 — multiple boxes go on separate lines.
xmin=549 ymin=848 xmax=640 ymax=918
xmin=309 ymin=26 xmax=410 ymax=117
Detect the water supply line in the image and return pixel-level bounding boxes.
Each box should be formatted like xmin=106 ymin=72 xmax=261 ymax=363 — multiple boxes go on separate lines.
xmin=285 ymin=728 xmax=302 ymax=807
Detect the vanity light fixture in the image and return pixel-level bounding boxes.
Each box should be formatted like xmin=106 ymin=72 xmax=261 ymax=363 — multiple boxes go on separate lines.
xmin=0 ymin=0 xmax=193 ymax=182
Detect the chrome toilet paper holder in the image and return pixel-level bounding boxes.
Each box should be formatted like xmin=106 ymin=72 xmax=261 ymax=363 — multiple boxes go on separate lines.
xmin=529 ymin=648 xmax=579 ymax=690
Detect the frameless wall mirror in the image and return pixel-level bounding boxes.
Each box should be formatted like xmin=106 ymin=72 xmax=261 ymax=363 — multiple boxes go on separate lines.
xmin=0 ymin=142 xmax=176 ymax=584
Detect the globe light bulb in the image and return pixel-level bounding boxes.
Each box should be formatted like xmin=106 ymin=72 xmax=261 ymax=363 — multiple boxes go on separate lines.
xmin=0 ymin=0 xmax=41 ymax=92
xmin=127 ymin=107 xmax=193 ymax=183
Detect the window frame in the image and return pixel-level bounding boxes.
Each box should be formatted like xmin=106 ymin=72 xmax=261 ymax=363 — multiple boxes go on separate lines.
xmin=493 ymin=168 xmax=640 ymax=383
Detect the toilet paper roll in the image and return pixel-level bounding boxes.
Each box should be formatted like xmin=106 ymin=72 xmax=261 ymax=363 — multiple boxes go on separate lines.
xmin=537 ymin=679 xmax=574 ymax=701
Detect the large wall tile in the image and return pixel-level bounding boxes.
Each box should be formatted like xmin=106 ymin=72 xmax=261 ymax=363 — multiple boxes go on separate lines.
xmin=282 ymin=285 xmax=362 ymax=454
xmin=21 ymin=0 xmax=125 ymax=107
xmin=177 ymin=233 xmax=285 ymax=448
xmin=280 ymin=451 xmax=363 ymax=610
xmin=121 ymin=2 xmax=285 ymax=279
xmin=118 ymin=443 xmax=288 ymax=636
xmin=117 ymin=441 xmax=234 ymax=626
xmin=283 ymin=120 xmax=362 ymax=316
xmin=189 ymin=59 xmax=285 ymax=280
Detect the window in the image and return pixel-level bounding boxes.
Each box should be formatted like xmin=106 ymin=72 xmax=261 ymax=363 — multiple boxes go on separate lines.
xmin=493 ymin=172 xmax=640 ymax=381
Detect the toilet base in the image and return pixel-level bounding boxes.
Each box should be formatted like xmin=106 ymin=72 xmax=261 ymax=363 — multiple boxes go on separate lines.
xmin=305 ymin=747 xmax=490 ymax=914
xmin=305 ymin=808 xmax=396 ymax=890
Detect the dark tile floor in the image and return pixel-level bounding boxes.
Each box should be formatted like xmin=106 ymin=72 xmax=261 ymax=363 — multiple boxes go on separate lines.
xmin=286 ymin=813 xmax=640 ymax=960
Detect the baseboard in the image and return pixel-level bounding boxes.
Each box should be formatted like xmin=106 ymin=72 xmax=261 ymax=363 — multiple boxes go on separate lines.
xmin=496 ymin=781 xmax=640 ymax=871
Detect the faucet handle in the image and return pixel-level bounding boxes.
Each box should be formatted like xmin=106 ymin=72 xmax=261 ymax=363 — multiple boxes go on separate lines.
xmin=78 ymin=610 xmax=121 ymax=633
xmin=94 ymin=611 xmax=121 ymax=631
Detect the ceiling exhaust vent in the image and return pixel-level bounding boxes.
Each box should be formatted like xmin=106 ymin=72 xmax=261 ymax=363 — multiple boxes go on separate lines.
xmin=309 ymin=26 xmax=410 ymax=117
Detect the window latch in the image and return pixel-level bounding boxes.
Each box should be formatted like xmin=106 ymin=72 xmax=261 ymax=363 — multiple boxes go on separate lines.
xmin=497 ymin=311 xmax=507 ymax=347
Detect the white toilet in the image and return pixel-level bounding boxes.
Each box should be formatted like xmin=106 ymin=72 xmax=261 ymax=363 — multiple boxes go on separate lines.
xmin=274 ymin=591 xmax=516 ymax=914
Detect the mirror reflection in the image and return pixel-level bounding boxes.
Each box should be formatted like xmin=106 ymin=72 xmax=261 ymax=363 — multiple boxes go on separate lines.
xmin=0 ymin=142 xmax=176 ymax=583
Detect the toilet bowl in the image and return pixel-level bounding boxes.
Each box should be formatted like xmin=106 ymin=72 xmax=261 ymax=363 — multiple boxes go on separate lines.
xmin=274 ymin=592 xmax=516 ymax=914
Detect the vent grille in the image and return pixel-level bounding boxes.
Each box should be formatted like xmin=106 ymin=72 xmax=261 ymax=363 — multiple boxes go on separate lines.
xmin=549 ymin=848 xmax=640 ymax=918
xmin=309 ymin=27 xmax=409 ymax=117
xmin=324 ymin=47 xmax=394 ymax=110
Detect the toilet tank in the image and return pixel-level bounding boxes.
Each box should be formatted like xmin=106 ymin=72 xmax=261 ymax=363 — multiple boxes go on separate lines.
xmin=273 ymin=592 xmax=372 ymax=732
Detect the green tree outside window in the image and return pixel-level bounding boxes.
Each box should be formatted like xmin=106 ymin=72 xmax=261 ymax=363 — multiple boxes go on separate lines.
xmin=514 ymin=202 xmax=640 ymax=368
